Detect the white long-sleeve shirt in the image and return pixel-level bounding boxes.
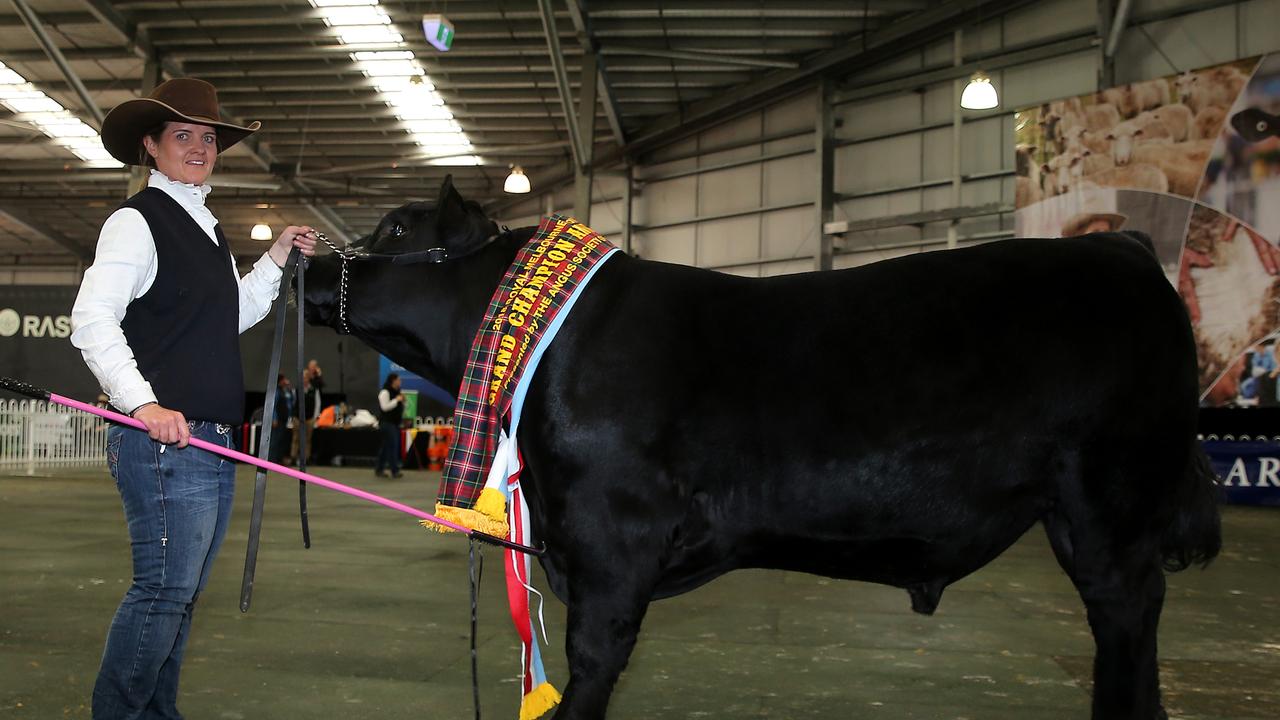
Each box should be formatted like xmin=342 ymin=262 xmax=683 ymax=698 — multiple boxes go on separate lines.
xmin=378 ymin=389 xmax=402 ymax=412
xmin=70 ymin=170 xmax=284 ymax=414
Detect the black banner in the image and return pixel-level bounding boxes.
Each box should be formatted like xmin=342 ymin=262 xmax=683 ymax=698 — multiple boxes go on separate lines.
xmin=1 ymin=284 xmax=385 ymax=423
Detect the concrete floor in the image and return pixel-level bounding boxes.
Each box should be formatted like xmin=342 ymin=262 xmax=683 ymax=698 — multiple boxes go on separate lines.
xmin=1 ymin=465 xmax=1277 ymax=720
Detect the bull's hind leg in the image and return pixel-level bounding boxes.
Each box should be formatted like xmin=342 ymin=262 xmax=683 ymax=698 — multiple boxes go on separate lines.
xmin=552 ymin=555 xmax=658 ymax=720
xmin=1043 ymin=509 xmax=1168 ymax=720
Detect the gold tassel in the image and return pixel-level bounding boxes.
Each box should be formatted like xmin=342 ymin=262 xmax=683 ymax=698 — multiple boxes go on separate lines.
xmin=473 ymin=486 xmax=507 ymax=522
xmin=519 ymin=682 xmax=562 ymax=720
xmin=420 ymin=502 xmax=510 ymax=537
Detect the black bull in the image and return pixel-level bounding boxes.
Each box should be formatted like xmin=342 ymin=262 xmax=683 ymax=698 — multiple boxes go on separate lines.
xmin=303 ymin=178 xmax=1220 ymax=720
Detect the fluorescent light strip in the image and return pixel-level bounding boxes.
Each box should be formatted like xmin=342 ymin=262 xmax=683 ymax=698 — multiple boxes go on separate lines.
xmin=0 ymin=63 xmax=120 ymax=167
xmin=307 ymin=0 xmax=475 ymax=165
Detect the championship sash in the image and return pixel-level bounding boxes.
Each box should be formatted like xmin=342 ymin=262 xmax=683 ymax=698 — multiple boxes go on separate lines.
xmin=425 ymin=215 xmax=617 ymax=535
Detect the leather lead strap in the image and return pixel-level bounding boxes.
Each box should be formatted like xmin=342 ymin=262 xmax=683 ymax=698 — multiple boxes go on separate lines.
xmin=297 ymin=264 xmax=311 ymax=549
xmin=240 ymin=247 xmax=301 ymax=613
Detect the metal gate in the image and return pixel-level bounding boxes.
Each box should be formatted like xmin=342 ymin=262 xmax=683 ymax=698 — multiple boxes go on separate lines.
xmin=0 ymin=399 xmax=107 ymax=475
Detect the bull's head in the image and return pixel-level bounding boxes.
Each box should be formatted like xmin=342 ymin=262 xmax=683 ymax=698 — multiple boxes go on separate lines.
xmin=303 ymin=175 xmax=521 ymax=391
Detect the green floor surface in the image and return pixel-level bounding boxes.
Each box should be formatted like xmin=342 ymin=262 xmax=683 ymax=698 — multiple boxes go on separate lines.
xmin=2 ymin=466 xmax=1276 ymax=719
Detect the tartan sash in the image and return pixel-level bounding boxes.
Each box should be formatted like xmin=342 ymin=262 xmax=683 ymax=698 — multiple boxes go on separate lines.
xmin=427 ymin=215 xmax=616 ymax=535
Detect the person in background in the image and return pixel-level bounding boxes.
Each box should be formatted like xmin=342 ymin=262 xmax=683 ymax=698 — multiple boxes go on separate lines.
xmin=376 ymin=373 xmax=405 ymax=478
xmin=290 ymin=359 xmax=323 ymax=466
xmin=270 ymin=373 xmax=293 ymax=464
xmin=69 ymin=77 xmax=317 ymax=719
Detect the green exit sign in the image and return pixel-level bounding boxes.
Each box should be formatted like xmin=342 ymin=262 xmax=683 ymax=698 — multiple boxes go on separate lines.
xmin=422 ymin=14 xmax=454 ymax=52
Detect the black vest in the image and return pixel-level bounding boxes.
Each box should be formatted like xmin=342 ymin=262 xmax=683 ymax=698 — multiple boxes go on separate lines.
xmin=379 ymin=389 xmax=404 ymax=426
xmin=118 ymin=187 xmax=245 ymax=424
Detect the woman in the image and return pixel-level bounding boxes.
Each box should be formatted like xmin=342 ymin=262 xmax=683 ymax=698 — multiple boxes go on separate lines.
xmin=375 ymin=373 xmax=405 ymax=478
xmin=70 ymin=77 xmax=317 ymax=719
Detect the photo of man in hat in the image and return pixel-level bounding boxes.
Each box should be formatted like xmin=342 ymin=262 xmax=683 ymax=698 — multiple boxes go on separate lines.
xmin=69 ymin=77 xmax=318 ymax=719
xmin=1060 ymin=211 xmax=1127 ymax=237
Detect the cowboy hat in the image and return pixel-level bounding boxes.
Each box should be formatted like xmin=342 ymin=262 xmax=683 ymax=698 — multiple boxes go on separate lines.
xmin=100 ymin=78 xmax=260 ymax=166
xmin=1060 ymin=212 xmax=1127 ymax=237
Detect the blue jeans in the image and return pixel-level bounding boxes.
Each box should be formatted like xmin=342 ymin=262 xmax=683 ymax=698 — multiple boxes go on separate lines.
xmin=93 ymin=422 xmax=235 ymax=720
xmin=375 ymin=421 xmax=401 ymax=474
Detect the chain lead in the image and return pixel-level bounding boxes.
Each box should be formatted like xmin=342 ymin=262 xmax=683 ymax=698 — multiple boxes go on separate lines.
xmin=315 ymin=232 xmax=353 ymax=335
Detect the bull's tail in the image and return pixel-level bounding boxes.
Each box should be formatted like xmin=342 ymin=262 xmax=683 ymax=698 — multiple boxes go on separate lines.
xmin=1161 ymin=444 xmax=1223 ymax=572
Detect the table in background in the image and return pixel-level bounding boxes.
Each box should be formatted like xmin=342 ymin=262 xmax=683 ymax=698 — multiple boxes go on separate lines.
xmin=311 ymin=426 xmax=381 ymax=466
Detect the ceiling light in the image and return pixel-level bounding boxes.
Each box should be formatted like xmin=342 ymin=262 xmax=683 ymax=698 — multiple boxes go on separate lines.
xmin=313 ymin=0 xmax=474 ymax=162
xmin=318 ymin=7 xmax=390 ymax=25
xmin=353 ymin=50 xmax=414 ymax=61
xmin=399 ymin=118 xmax=460 ymax=132
xmin=0 ymin=84 xmax=42 ymax=100
xmin=338 ymin=26 xmax=403 ymax=44
xmin=429 ymin=155 xmax=481 ymax=166
xmin=7 ymin=97 xmax=65 ymax=113
xmin=412 ymin=132 xmax=471 ymax=146
xmin=504 ymin=166 xmax=530 ymax=194
xmin=396 ymin=105 xmax=453 ymax=121
xmin=960 ymin=72 xmax=998 ymax=110
xmin=359 ymin=61 xmax=425 ymax=77
xmin=251 ymin=223 xmax=274 ymax=241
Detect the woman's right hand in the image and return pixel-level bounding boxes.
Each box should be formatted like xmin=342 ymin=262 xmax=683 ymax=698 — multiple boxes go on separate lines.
xmin=132 ymin=403 xmax=190 ymax=447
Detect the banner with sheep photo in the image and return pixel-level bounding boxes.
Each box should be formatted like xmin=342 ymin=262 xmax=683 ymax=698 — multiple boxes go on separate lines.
xmin=1015 ymin=55 xmax=1280 ymax=411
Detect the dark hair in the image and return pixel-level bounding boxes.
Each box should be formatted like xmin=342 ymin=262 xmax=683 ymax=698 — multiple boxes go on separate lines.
xmin=137 ymin=123 xmax=167 ymax=167
xmin=382 ymin=373 xmax=400 ymax=392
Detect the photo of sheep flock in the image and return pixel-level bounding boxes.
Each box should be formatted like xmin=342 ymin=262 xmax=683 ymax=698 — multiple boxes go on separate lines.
xmin=1016 ymin=55 xmax=1280 ymax=408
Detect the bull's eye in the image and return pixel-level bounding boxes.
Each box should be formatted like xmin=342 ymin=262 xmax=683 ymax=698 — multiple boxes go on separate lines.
xmin=390 ymin=223 xmax=406 ymax=238
xmin=1259 ymin=121 xmax=1269 ymax=133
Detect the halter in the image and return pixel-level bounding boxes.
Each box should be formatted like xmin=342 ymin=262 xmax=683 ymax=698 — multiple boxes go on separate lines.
xmin=316 ymin=229 xmax=508 ymax=335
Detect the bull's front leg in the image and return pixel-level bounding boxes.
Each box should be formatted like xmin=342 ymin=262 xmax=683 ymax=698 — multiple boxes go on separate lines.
xmin=552 ymin=548 xmax=659 ymax=720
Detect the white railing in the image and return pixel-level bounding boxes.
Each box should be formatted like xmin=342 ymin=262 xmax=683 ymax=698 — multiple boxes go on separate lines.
xmin=0 ymin=399 xmax=108 ymax=475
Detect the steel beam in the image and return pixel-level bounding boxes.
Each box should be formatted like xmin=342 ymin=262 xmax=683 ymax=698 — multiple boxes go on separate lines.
xmin=823 ymin=203 xmax=1012 ymax=235
xmin=834 ymin=33 xmax=1098 ymax=104
xmin=574 ymin=49 xmax=598 ymax=222
xmin=303 ymin=141 xmax=572 ymax=178
xmin=127 ymin=56 xmax=161 ymax=197
xmin=1105 ymin=0 xmax=1133 ymax=58
xmin=0 ymin=205 xmax=93 ymax=262
xmin=538 ymin=0 xmax=586 ymax=168
xmin=8 ymin=0 xmax=106 ymax=127
xmin=565 ymin=0 xmax=627 ymax=149
xmin=602 ymin=45 xmax=799 ymax=70
xmin=815 ymin=77 xmax=834 ymax=272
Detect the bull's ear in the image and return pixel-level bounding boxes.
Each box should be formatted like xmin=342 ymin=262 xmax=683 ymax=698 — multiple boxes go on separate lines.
xmin=435 ymin=173 xmax=467 ymax=230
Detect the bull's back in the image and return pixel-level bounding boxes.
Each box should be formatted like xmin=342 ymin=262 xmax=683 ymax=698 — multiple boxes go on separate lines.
xmin=578 ymin=233 xmax=1188 ymax=432
xmin=524 ymin=233 xmax=1197 ymax=593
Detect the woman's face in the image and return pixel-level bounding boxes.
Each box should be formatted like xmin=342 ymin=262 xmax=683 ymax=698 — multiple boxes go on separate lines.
xmin=144 ymin=121 xmax=218 ymax=186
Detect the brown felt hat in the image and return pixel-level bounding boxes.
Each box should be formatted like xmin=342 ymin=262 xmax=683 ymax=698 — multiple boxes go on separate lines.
xmin=100 ymin=78 xmax=260 ymax=166
xmin=1060 ymin=212 xmax=1127 ymax=237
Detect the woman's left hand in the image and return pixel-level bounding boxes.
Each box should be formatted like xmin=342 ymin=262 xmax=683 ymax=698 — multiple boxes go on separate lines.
xmin=269 ymin=225 xmax=320 ymax=267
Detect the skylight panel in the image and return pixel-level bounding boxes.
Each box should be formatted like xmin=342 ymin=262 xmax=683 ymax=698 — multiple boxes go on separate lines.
xmin=427 ymin=155 xmax=480 ymax=166
xmin=0 ymin=63 xmax=119 ymax=166
xmin=352 ymin=50 xmax=414 ymax=61
xmin=412 ymin=133 xmax=471 ymax=147
xmin=307 ymin=0 xmax=475 ymax=166
xmin=319 ymin=6 xmax=391 ymax=26
xmin=358 ymin=60 xmax=425 ymax=78
xmin=337 ymin=26 xmax=403 ymax=45
xmin=398 ymin=118 xmax=461 ymax=133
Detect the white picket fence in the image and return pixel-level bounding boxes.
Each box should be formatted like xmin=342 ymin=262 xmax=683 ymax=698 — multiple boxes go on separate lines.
xmin=0 ymin=399 xmax=107 ymax=475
